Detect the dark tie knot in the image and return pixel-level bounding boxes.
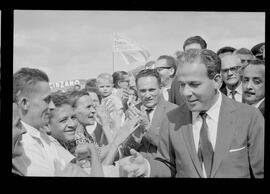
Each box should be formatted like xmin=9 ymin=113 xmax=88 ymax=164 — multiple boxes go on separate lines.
xmin=231 ymin=90 xmax=236 ymax=95
xmin=145 ymin=108 xmax=154 ymax=113
xmin=199 ymin=112 xmax=207 ymax=120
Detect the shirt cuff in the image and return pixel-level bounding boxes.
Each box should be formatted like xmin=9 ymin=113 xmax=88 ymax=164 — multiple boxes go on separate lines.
xmin=145 ymin=158 xmax=151 ymax=177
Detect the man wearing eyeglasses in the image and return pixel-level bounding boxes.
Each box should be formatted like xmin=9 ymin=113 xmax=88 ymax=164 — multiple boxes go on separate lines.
xmin=220 ymin=54 xmax=243 ymax=102
xmin=155 ymin=55 xmax=177 ymax=102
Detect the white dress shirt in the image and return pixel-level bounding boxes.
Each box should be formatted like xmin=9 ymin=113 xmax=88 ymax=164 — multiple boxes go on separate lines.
xmin=21 ymin=121 xmax=70 ymax=176
xmin=226 ymin=82 xmax=243 ymax=102
xmin=162 ymin=87 xmax=170 ymax=101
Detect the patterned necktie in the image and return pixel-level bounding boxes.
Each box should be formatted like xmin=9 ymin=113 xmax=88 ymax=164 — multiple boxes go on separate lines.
xmin=231 ymin=90 xmax=236 ymax=100
xmin=197 ymin=112 xmax=214 ymax=178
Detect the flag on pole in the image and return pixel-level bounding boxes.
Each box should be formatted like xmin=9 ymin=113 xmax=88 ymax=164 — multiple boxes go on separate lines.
xmin=113 ymin=35 xmax=150 ymax=65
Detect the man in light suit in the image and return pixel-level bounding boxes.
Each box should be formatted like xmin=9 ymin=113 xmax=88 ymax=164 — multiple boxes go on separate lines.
xmin=120 ymin=49 xmax=264 ymax=178
xmin=121 ymin=69 xmax=178 ymax=157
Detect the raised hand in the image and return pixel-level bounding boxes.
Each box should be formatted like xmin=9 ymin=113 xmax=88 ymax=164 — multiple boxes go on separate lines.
xmin=118 ymin=149 xmax=149 ymax=177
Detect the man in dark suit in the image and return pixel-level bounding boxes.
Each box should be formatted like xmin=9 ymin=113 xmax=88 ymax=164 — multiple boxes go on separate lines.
xmin=169 ymin=35 xmax=207 ymax=106
xmin=120 ymin=49 xmax=264 ymax=178
xmin=121 ymin=69 xmax=178 ymax=157
xmin=242 ymin=59 xmax=265 ymax=117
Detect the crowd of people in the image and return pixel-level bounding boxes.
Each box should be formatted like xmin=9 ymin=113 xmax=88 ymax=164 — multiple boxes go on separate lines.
xmin=12 ymin=35 xmax=265 ymax=178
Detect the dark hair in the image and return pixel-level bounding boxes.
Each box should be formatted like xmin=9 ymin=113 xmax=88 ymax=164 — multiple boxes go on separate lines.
xmin=112 ymin=71 xmax=129 ymax=88
xmin=157 ymin=55 xmax=177 ymax=77
xmin=234 ymin=48 xmax=254 ymax=56
xmin=183 ymin=36 xmax=207 ymax=50
xmin=85 ymin=78 xmax=97 ymax=88
xmin=251 ymin=43 xmax=265 ymax=59
xmin=247 ymin=59 xmax=265 ymax=66
xmin=13 ymin=67 xmax=49 ymax=103
xmin=50 ymin=91 xmax=72 ymax=107
xmin=66 ymin=89 xmax=89 ymax=108
xmin=216 ymin=46 xmax=236 ymax=56
xmin=135 ymin=69 xmax=161 ymax=86
xmin=177 ymin=49 xmax=221 ymax=79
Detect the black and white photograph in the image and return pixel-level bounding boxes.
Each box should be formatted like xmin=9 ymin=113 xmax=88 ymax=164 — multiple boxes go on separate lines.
xmin=11 ymin=10 xmax=265 ymax=178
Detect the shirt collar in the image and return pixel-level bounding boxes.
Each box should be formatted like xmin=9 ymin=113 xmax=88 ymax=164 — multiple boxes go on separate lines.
xmin=226 ymin=82 xmax=242 ymax=95
xmin=192 ymin=90 xmax=222 ymax=122
xmin=21 ymin=120 xmax=41 ymax=139
xmin=254 ymin=97 xmax=265 ymax=108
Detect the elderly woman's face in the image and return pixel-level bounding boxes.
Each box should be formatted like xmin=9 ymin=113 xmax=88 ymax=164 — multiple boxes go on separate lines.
xmin=49 ymin=104 xmax=78 ymax=143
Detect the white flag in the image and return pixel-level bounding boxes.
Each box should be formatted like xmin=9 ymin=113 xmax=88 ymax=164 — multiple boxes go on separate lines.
xmin=114 ymin=35 xmax=150 ymax=65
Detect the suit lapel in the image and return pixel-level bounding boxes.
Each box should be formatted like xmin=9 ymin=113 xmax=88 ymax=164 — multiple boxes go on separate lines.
xmin=150 ymin=98 xmax=166 ymax=132
xmin=182 ymin=110 xmax=204 ymax=177
xmin=211 ymin=95 xmax=236 ymax=177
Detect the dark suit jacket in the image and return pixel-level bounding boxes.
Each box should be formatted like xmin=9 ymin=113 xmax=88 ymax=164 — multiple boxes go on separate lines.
xmin=122 ymin=96 xmax=178 ymax=157
xmin=168 ymin=78 xmax=185 ymax=107
xmin=220 ymin=82 xmax=227 ymax=96
xmin=258 ymin=99 xmax=265 ymax=117
xmin=149 ymin=94 xmax=264 ymax=178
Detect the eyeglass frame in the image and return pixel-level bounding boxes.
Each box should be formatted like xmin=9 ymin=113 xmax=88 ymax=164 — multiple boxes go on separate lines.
xmin=220 ymin=65 xmax=242 ymax=74
xmin=155 ymin=66 xmax=172 ymax=72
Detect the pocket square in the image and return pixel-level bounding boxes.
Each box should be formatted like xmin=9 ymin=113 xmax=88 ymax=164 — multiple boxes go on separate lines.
xmin=229 ymin=146 xmax=246 ymax=152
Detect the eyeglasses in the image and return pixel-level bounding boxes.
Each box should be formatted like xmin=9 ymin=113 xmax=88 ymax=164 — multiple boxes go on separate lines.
xmin=155 ymin=66 xmax=172 ymax=72
xmin=221 ymin=66 xmax=241 ymax=74
xmin=241 ymin=59 xmax=251 ymax=64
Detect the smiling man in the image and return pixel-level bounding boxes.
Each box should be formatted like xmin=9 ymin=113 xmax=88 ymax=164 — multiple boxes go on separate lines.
xmin=242 ymin=59 xmax=265 ymax=117
xmin=120 ymin=49 xmax=264 ymax=178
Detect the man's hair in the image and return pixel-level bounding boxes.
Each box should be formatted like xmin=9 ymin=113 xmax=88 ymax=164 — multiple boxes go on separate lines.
xmin=96 ymin=73 xmax=113 ymax=84
xmin=85 ymin=78 xmax=97 ymax=88
xmin=13 ymin=67 xmax=49 ymax=103
xmin=135 ymin=69 xmax=161 ymax=86
xmin=157 ymin=55 xmax=177 ymax=77
xmin=245 ymin=59 xmax=265 ymax=67
xmin=234 ymin=48 xmax=254 ymax=56
xmin=183 ymin=36 xmax=207 ymax=50
xmin=216 ymin=46 xmax=236 ymax=56
xmin=177 ymin=49 xmax=221 ymax=79
xmin=50 ymin=91 xmax=72 ymax=108
xmin=112 ymin=71 xmax=129 ymax=88
xmin=66 ymin=89 xmax=89 ymax=108
xmin=251 ymin=42 xmax=265 ymax=59
xmin=81 ymin=87 xmax=101 ymax=102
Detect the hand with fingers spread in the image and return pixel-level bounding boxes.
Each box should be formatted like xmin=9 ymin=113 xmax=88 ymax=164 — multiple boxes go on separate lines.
xmin=119 ymin=149 xmax=149 ymax=177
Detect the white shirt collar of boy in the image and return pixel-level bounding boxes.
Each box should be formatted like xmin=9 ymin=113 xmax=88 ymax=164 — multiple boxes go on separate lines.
xmin=226 ymin=82 xmax=243 ymax=102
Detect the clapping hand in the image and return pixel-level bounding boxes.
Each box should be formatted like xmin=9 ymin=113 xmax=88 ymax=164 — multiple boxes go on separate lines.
xmin=118 ymin=149 xmax=148 ymax=177
xmin=54 ymin=160 xmax=88 ymax=177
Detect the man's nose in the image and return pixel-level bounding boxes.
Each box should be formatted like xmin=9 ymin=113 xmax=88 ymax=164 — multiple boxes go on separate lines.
xmin=182 ymin=85 xmax=192 ymax=97
xmin=67 ymin=117 xmax=77 ymax=127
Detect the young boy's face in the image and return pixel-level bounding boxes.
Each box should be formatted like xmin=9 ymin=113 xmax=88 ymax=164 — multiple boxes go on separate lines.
xmin=97 ymin=78 xmax=113 ymax=98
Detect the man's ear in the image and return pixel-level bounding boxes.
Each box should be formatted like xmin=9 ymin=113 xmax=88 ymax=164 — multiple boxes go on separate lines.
xmin=169 ymin=67 xmax=175 ymax=77
xmin=213 ymin=74 xmax=222 ymax=89
xmin=18 ymin=97 xmax=30 ymax=111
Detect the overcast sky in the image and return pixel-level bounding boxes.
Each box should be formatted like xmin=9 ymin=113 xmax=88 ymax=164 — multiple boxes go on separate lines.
xmin=13 ymin=10 xmax=265 ymax=83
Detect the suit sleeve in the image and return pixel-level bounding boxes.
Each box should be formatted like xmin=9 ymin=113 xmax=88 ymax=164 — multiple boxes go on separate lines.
xmin=148 ymin=116 xmax=176 ymax=177
xmin=248 ymin=108 xmax=264 ymax=178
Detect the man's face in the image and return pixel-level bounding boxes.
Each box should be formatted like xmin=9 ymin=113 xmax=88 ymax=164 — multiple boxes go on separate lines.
xmin=184 ymin=43 xmax=202 ymax=51
xmin=221 ymin=56 xmax=242 ymax=88
xmin=136 ymin=76 xmax=161 ymax=108
xmin=74 ymin=95 xmax=96 ymax=126
xmin=97 ymin=79 xmax=113 ymax=98
xmin=49 ymin=104 xmax=78 ymax=143
xmin=242 ymin=64 xmax=265 ymax=105
xmin=155 ymin=59 xmax=174 ymax=87
xmin=26 ymin=81 xmax=55 ymax=129
xmin=237 ymin=54 xmax=254 ymax=67
xmin=118 ymin=75 xmax=130 ymax=89
xmin=178 ymin=61 xmax=220 ymax=112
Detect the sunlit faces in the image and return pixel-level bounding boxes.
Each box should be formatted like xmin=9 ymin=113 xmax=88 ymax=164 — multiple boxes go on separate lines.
xmin=88 ymin=91 xmax=100 ymax=107
xmin=136 ymin=76 xmax=161 ymax=108
xmin=49 ymin=104 xmax=78 ymax=143
xmin=221 ymin=55 xmax=242 ymax=89
xmin=155 ymin=59 xmax=174 ymax=87
xmin=184 ymin=43 xmax=203 ymax=51
xmin=74 ymin=95 xmax=96 ymax=126
xmin=242 ymin=64 xmax=265 ymax=105
xmin=24 ymin=81 xmax=55 ymax=129
xmin=177 ymin=61 xmax=220 ymax=112
xmin=118 ymin=75 xmax=130 ymax=89
xmin=97 ymin=78 xmax=113 ymax=98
